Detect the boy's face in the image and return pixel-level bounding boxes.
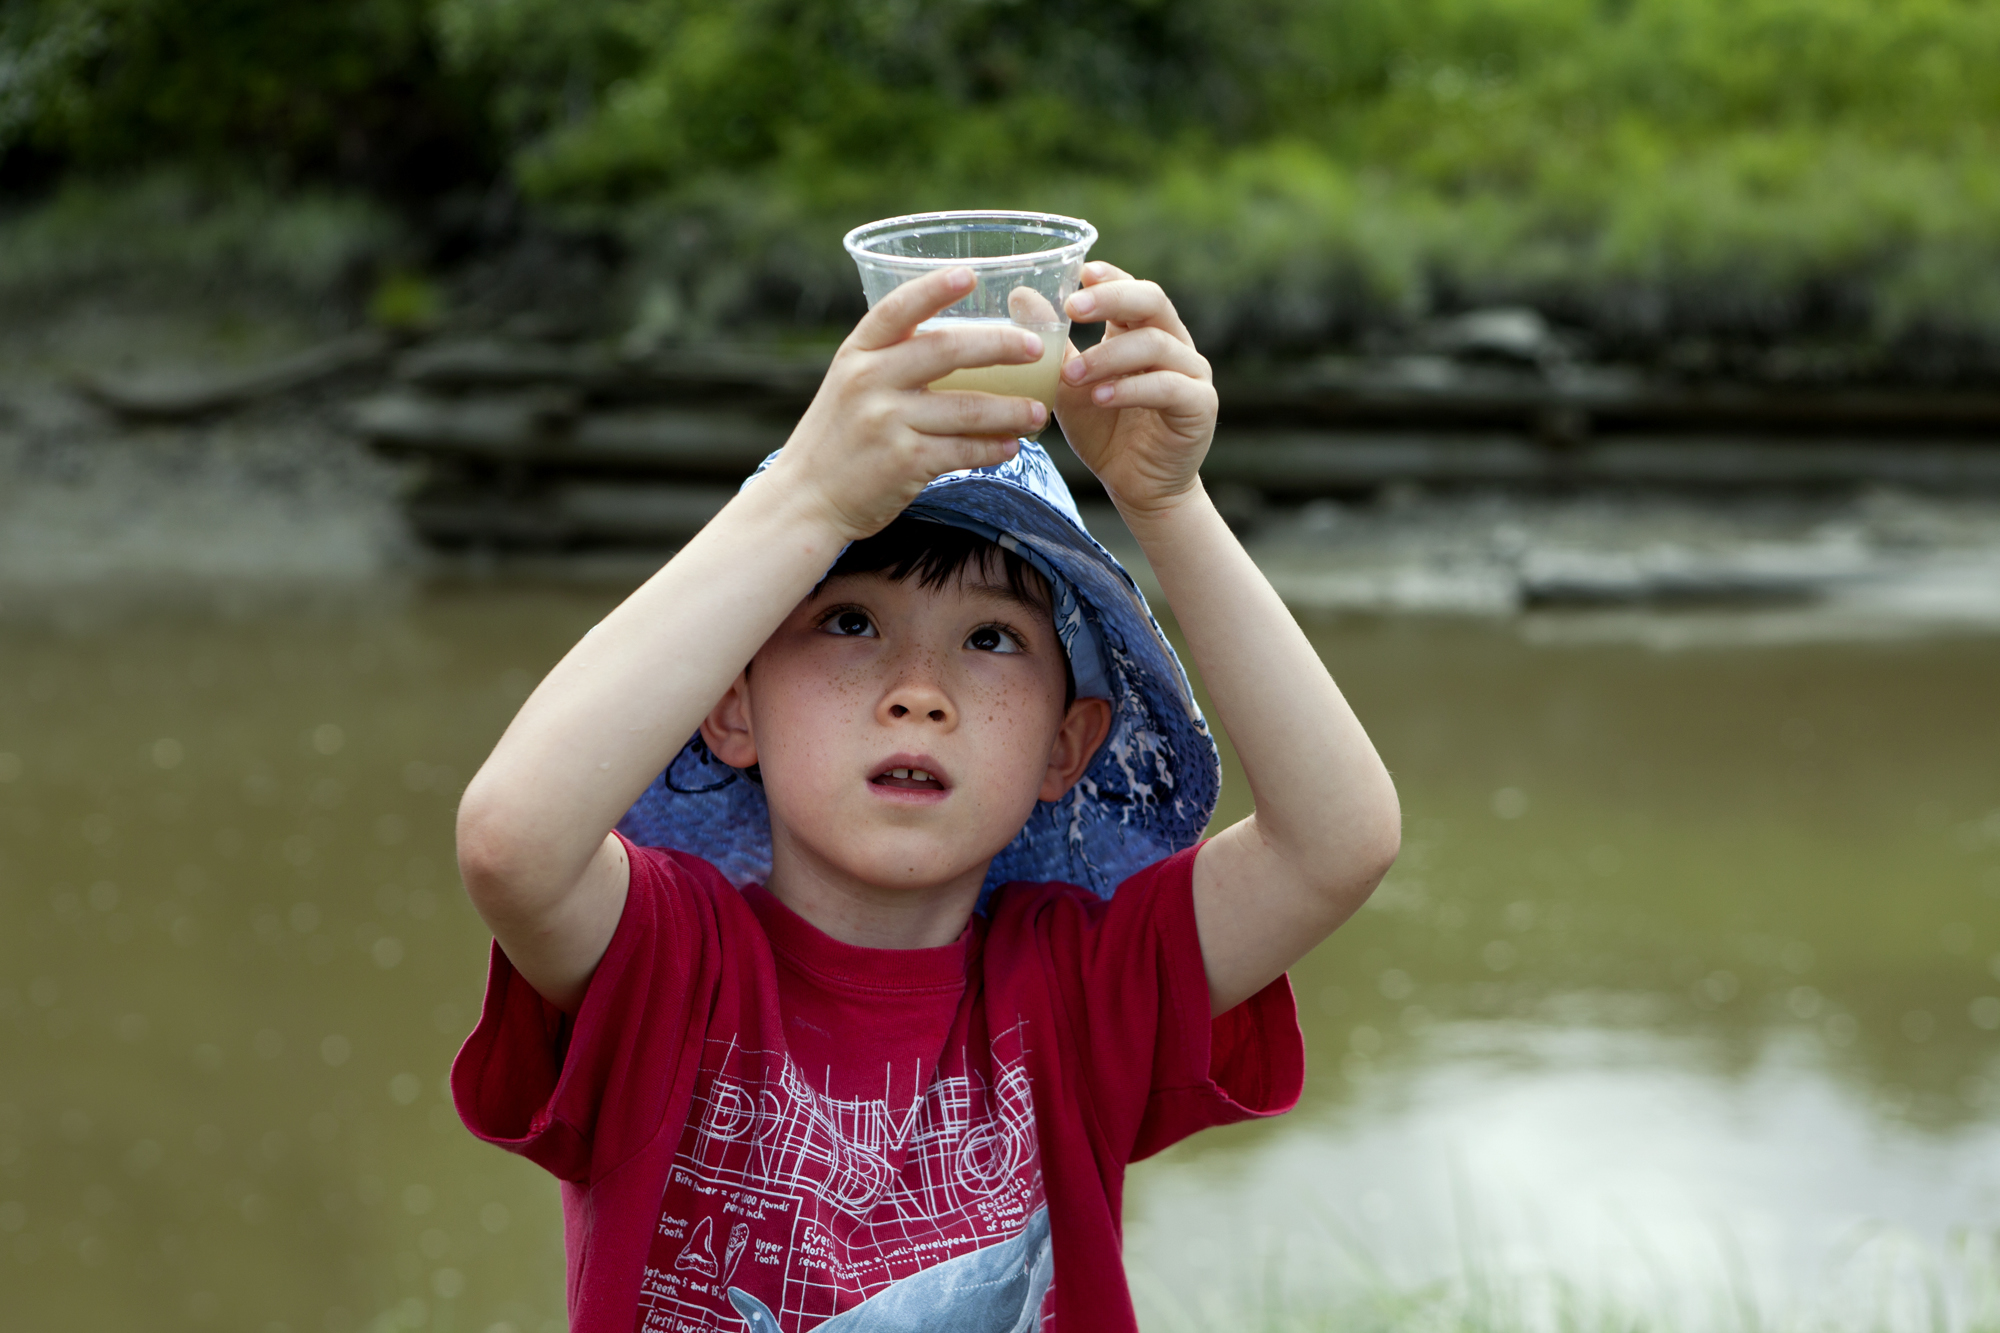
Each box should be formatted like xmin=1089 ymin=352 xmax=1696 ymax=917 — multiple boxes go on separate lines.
xmin=702 ymin=559 xmax=1109 ymax=898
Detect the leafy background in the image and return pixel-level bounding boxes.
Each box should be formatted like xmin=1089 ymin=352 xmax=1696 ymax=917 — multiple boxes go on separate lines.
xmin=5 ymin=0 xmax=2000 ymax=364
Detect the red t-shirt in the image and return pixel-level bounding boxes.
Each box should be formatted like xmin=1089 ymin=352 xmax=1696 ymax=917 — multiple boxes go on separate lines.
xmin=452 ymin=836 xmax=1303 ymax=1333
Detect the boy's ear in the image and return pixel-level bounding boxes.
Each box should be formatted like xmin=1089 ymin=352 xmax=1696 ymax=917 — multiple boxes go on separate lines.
xmin=699 ymin=671 xmax=759 ymax=769
xmin=1039 ymin=697 xmax=1112 ymax=803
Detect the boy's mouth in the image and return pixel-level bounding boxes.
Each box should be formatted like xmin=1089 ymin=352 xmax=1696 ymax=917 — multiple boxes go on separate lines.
xmin=869 ymin=764 xmax=948 ymax=792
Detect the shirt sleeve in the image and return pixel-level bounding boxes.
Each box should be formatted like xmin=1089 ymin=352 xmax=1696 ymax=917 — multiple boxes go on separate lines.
xmin=1041 ymin=843 xmax=1306 ymax=1163
xmin=450 ymin=839 xmax=722 ymax=1185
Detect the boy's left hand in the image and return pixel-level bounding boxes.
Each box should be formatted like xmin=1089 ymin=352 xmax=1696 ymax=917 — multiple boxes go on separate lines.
xmin=1055 ymin=263 xmax=1217 ymax=518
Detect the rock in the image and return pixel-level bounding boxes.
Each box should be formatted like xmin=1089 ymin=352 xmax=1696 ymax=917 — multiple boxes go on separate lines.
xmin=348 ymin=391 xmax=787 ymax=473
xmin=1202 ymin=431 xmax=1548 ymax=492
xmin=393 ymin=337 xmax=832 ymax=404
xmin=397 ymin=340 xmax=612 ymax=391
xmin=1424 ymin=308 xmax=1561 ymax=365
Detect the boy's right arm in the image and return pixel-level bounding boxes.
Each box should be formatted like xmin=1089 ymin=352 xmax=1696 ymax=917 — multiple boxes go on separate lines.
xmin=454 ymin=267 xmax=1052 ymax=1013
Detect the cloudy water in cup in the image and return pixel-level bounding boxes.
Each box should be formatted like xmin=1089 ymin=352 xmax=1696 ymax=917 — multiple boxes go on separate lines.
xmin=919 ymin=318 xmax=1068 ymax=413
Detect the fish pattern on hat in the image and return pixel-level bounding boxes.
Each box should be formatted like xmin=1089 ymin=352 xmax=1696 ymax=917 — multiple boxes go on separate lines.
xmin=616 ymin=439 xmax=1220 ymax=902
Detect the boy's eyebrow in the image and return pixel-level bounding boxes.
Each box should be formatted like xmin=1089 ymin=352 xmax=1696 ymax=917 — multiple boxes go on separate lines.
xmin=956 ymin=575 xmax=1051 ymax=618
xmin=809 ymin=571 xmax=1051 ymax=618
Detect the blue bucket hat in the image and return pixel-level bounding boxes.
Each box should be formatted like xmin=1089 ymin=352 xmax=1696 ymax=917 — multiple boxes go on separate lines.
xmin=616 ymin=438 xmax=1221 ymax=902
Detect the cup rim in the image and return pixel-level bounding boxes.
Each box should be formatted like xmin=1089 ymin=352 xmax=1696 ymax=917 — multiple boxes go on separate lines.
xmin=843 ymin=210 xmax=1098 ymax=268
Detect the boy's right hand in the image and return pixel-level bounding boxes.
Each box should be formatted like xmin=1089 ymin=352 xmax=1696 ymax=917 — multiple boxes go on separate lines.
xmin=767 ymin=266 xmax=1051 ymax=542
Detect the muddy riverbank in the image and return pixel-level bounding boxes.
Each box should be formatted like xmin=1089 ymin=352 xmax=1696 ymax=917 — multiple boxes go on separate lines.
xmin=7 ymin=299 xmax=2000 ymax=644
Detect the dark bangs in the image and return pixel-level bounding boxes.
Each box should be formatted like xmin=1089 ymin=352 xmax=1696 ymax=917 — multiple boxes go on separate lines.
xmin=825 ymin=517 xmax=1051 ymax=612
xmin=821 ymin=516 xmax=1073 ymax=705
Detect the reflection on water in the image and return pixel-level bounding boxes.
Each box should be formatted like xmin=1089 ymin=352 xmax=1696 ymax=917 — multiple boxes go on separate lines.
xmin=1134 ymin=615 xmax=2000 ymax=1327
xmin=1 ymin=587 xmax=1996 ymax=1330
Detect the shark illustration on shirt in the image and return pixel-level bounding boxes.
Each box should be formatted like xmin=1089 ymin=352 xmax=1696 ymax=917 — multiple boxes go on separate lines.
xmin=724 ymin=1206 xmax=1052 ymax=1333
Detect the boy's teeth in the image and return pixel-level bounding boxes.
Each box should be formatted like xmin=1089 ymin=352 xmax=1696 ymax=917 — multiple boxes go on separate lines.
xmin=886 ymin=768 xmax=935 ymax=782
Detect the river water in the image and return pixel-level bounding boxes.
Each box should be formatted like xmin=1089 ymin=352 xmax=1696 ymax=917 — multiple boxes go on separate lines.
xmin=3 ymin=579 xmax=1996 ymax=1332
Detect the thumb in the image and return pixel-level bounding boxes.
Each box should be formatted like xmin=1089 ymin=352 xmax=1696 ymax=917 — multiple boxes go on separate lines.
xmin=849 ymin=267 xmax=978 ymax=352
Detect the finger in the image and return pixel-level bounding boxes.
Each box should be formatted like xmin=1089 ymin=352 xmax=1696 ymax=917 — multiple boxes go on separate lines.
xmin=1076 ymin=368 xmax=1218 ymax=418
xmin=1065 ymin=277 xmax=1191 ymax=344
xmin=848 ymin=267 xmax=978 ymax=352
xmin=876 ymin=321 xmax=1048 ymax=388
xmin=902 ymin=389 xmax=1049 ymax=439
xmin=1007 ymin=285 xmax=1060 ymax=324
xmin=1078 ymin=260 xmax=1132 ymax=288
xmin=1060 ymin=325 xmax=1209 ymax=389
xmin=909 ymin=431 xmax=1023 ymax=476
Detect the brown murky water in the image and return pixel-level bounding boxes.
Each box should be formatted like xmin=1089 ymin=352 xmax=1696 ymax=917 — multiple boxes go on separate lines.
xmin=2 ymin=584 xmax=1997 ymax=1331
xmin=1132 ymin=611 xmax=2000 ymax=1328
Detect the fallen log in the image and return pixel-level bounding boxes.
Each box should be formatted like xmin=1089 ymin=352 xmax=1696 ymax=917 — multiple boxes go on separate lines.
xmin=407 ymin=481 xmax=736 ymax=548
xmin=626 ymin=345 xmax=832 ymax=401
xmin=396 ymin=340 xmax=616 ymax=392
xmin=1579 ymin=436 xmax=2000 ymax=488
xmin=348 ymin=390 xmax=581 ymax=456
xmin=395 ymin=338 xmax=833 ymax=404
xmin=75 ymin=331 xmax=391 ymax=422
xmin=356 ymin=388 xmax=2000 ymax=495
xmin=1220 ymin=356 xmax=2000 ymax=434
xmin=350 ymin=390 xmax=789 ymax=472
xmin=572 ymin=411 xmax=787 ymax=474
xmin=1200 ymin=431 xmax=2000 ymax=493
xmin=1199 ymin=431 xmax=1547 ymax=492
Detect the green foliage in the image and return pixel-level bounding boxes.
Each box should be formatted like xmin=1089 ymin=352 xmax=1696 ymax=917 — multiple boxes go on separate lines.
xmin=432 ymin=0 xmax=1279 ymax=200
xmin=6 ymin=0 xmax=2000 ymax=349
xmin=434 ymin=0 xmax=2000 ymax=195
xmin=0 ymin=1 xmax=103 ymax=150
xmin=0 ymin=0 xmax=490 ymax=192
xmin=425 ymin=0 xmax=2000 ymax=347
xmin=368 ymin=268 xmax=444 ymax=331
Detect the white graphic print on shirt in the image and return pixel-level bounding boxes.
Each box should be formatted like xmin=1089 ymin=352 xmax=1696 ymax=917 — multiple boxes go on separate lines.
xmin=636 ymin=1020 xmax=1049 ymax=1332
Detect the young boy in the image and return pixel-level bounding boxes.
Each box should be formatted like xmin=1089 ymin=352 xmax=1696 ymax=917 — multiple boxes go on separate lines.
xmin=451 ymin=261 xmax=1401 ymax=1332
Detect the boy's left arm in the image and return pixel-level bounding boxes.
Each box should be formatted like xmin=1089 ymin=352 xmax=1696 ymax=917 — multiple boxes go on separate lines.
xmin=1058 ymin=265 xmax=1403 ymax=1015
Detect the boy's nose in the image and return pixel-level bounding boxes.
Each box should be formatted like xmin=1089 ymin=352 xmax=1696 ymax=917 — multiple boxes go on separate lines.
xmin=879 ymin=659 xmax=954 ymax=726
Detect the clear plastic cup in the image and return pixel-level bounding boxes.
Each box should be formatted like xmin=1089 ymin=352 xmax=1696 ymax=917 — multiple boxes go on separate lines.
xmin=842 ymin=210 xmax=1097 ymax=414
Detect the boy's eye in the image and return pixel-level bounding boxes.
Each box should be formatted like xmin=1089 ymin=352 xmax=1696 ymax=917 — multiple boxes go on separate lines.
xmin=824 ymin=610 xmax=877 ymax=638
xmin=965 ymin=625 xmax=1023 ymax=654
